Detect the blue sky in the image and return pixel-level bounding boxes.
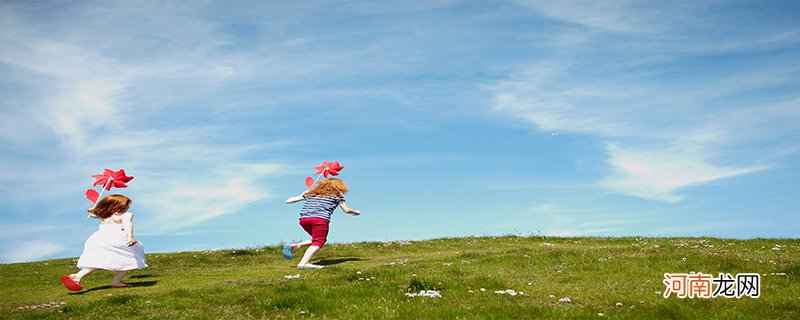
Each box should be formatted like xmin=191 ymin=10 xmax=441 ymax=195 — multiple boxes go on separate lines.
xmin=1 ymin=1 xmax=798 ymax=263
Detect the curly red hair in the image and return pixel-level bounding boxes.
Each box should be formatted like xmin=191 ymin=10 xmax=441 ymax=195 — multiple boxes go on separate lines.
xmin=307 ymin=178 xmax=349 ymax=198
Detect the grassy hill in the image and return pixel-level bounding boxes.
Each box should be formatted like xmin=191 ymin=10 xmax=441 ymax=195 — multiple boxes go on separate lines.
xmin=1 ymin=236 xmax=798 ymax=319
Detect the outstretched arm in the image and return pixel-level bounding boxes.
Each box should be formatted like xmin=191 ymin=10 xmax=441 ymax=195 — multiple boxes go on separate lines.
xmin=286 ymin=190 xmax=308 ymax=204
xmin=340 ymin=201 xmax=361 ymax=216
xmin=121 ymin=213 xmax=138 ymax=246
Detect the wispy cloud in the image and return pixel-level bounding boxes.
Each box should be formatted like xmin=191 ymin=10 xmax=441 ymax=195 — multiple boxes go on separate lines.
xmin=489 ymin=2 xmax=800 ymax=202
xmin=0 ymin=37 xmax=128 ymax=150
xmin=597 ymin=144 xmax=766 ymax=202
xmin=512 ymin=0 xmax=674 ymax=34
xmin=138 ymin=163 xmax=286 ymax=233
xmin=489 ymin=63 xmax=785 ymax=201
xmin=0 ymin=3 xmax=292 ymax=233
xmin=0 ymin=224 xmax=72 ymax=263
xmin=3 ymin=240 xmax=65 ymax=263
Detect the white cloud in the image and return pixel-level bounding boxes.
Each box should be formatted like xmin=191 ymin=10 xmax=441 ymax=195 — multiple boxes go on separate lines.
xmin=513 ymin=0 xmax=671 ymax=34
xmin=48 ymin=79 xmax=129 ymax=148
xmin=0 ymin=35 xmax=128 ymax=149
xmin=138 ymin=164 xmax=286 ymax=233
xmin=597 ymin=144 xmax=766 ymax=202
xmin=491 ymin=65 xmax=782 ymax=201
xmin=0 ymin=224 xmax=60 ymax=239
xmin=0 ymin=4 xmax=295 ymax=234
xmin=3 ymin=240 xmax=65 ymax=263
xmin=488 ymin=21 xmax=798 ymax=202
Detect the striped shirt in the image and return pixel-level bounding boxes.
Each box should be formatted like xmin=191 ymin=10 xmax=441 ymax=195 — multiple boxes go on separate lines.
xmin=299 ymin=195 xmax=345 ymax=221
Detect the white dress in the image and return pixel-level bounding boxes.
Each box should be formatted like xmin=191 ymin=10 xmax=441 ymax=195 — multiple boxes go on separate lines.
xmin=77 ymin=212 xmax=147 ymax=271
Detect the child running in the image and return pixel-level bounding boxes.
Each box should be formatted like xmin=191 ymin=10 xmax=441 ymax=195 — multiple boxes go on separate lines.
xmin=59 ymin=194 xmax=147 ymax=291
xmin=283 ymin=178 xmax=360 ymax=269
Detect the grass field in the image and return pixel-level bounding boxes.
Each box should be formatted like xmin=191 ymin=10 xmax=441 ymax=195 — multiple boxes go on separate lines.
xmin=1 ymin=236 xmax=798 ymax=319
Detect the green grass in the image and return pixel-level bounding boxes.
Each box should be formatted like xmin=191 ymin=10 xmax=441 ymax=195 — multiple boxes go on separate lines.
xmin=1 ymin=236 xmax=798 ymax=319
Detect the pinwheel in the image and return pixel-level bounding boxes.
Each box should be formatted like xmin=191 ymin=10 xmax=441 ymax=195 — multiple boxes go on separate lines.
xmin=315 ymin=161 xmax=344 ymax=178
xmin=92 ymin=169 xmax=134 ymax=191
xmin=305 ymin=161 xmax=344 ymax=188
xmin=85 ymin=169 xmax=134 ymax=204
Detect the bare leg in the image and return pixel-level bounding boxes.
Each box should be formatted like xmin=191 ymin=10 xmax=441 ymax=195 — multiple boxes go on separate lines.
xmin=111 ymin=271 xmax=128 ymax=286
xmin=292 ymin=240 xmax=312 ymax=254
xmin=72 ymin=267 xmax=99 ymax=282
xmin=297 ymin=245 xmax=321 ymax=266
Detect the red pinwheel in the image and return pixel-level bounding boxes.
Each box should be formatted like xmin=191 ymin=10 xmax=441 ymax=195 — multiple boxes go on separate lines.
xmin=305 ymin=161 xmax=345 ymax=188
xmin=314 ymin=161 xmax=344 ymax=178
xmin=85 ymin=169 xmax=134 ymax=203
xmin=92 ymin=169 xmax=135 ymax=190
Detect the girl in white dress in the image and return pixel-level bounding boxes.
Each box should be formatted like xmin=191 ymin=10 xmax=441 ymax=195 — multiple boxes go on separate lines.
xmin=59 ymin=194 xmax=147 ymax=291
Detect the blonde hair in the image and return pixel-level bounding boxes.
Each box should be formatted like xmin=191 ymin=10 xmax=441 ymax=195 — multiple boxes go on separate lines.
xmin=88 ymin=194 xmax=132 ymax=219
xmin=307 ymin=178 xmax=349 ymax=198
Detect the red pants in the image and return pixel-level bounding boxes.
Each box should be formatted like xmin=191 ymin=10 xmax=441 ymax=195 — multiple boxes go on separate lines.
xmin=299 ymin=217 xmax=330 ymax=247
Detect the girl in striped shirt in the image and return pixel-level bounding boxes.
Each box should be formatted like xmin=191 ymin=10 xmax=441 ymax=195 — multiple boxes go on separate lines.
xmin=284 ymin=178 xmax=361 ymax=269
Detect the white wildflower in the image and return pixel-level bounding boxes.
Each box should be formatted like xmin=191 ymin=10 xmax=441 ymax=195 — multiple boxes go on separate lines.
xmin=494 ymin=289 xmax=519 ymax=296
xmin=406 ymin=290 xmax=441 ymax=298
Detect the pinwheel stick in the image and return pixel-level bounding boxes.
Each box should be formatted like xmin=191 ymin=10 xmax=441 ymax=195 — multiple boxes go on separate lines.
xmin=87 ymin=178 xmax=113 ymax=218
xmin=93 ymin=178 xmax=113 ymax=208
xmin=307 ymin=169 xmax=328 ymax=190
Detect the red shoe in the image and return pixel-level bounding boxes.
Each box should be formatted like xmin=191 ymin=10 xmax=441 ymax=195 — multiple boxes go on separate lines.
xmin=59 ymin=276 xmax=83 ymax=291
xmin=111 ymin=283 xmax=131 ymax=288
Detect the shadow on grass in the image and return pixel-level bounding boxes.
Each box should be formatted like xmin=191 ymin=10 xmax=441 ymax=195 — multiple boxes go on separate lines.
xmin=316 ymin=257 xmax=366 ymax=266
xmin=129 ymin=274 xmax=157 ymax=279
xmin=69 ymin=281 xmax=159 ymax=294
